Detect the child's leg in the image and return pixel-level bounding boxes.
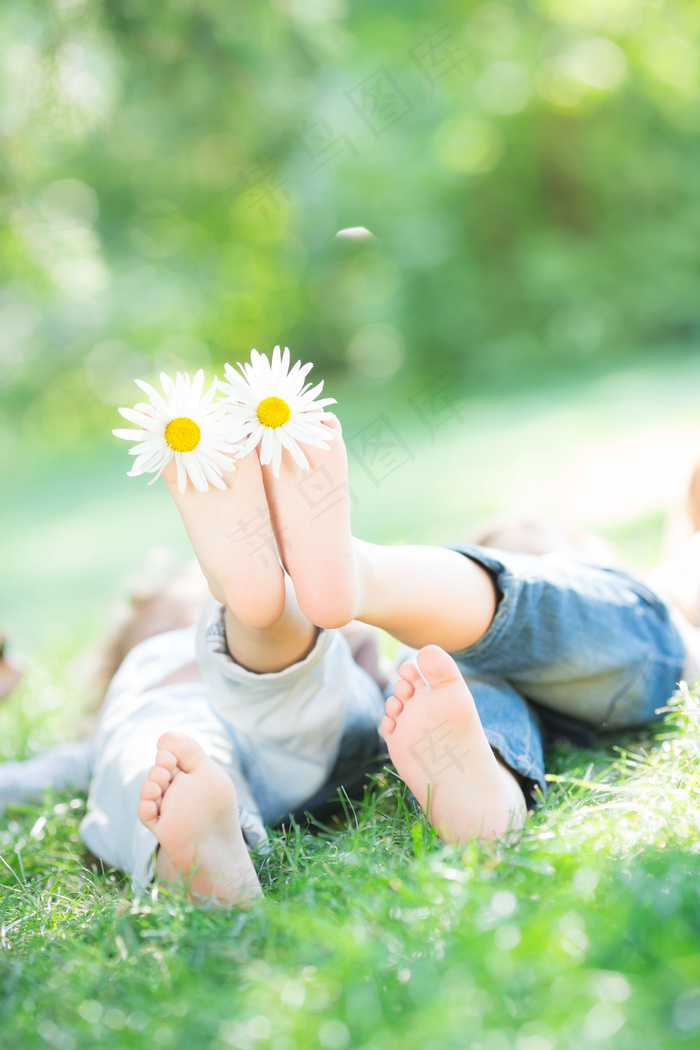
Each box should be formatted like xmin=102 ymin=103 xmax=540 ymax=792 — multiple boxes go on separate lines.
xmin=249 ymin=414 xmax=499 ymax=649
xmin=261 ymin=416 xmax=683 ymax=841
xmin=261 ymin=416 xmax=682 ymax=728
xmin=353 ymin=540 xmax=498 ymax=652
xmin=222 ymin=572 xmax=319 ymax=674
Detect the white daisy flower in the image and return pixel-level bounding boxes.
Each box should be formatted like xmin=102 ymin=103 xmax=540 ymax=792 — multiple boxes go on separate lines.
xmin=218 ymin=345 xmax=337 ymax=477
xmin=113 ymin=369 xmax=243 ymax=493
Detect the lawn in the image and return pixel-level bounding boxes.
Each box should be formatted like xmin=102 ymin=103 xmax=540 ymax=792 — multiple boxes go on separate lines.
xmin=3 ymin=353 xmax=700 ymax=1048
xmin=2 ymin=682 xmax=700 ymax=1050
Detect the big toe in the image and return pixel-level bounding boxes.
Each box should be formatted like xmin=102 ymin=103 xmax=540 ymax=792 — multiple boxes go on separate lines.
xmin=156 ymin=731 xmax=207 ymax=774
xmin=415 ymin=645 xmax=463 ymax=689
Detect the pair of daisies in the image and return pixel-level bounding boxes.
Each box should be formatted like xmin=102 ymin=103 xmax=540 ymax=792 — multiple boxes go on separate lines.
xmin=113 ymin=347 xmax=336 ymax=492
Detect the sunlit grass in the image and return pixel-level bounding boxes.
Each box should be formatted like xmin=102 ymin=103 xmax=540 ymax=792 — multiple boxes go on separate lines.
xmin=2 ymin=648 xmax=700 ymax=1048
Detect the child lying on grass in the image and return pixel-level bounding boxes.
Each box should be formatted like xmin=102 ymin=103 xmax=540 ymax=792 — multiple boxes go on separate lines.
xmin=1 ymin=356 xmax=696 ymax=908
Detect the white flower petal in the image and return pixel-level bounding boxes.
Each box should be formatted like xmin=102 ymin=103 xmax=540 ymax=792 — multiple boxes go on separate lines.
xmin=277 ymin=427 xmax=310 ymax=469
xmin=113 ymin=427 xmax=148 ymax=440
xmin=175 ymin=455 xmax=188 ymax=494
xmin=118 ymin=406 xmax=159 ymax=429
xmin=202 ymin=462 xmax=227 ymax=489
xmin=147 ymin=351 xmax=337 ymax=482
xmin=132 ymin=449 xmax=168 ymax=474
xmin=115 ymin=368 xmax=252 ymax=491
xmin=259 ymin=427 xmax=275 ymax=466
xmin=284 ymin=419 xmax=332 ymax=447
xmin=182 ymin=451 xmax=208 ymax=492
xmin=196 ymin=444 xmax=238 ymax=471
xmin=159 ymin=373 xmax=176 ymax=400
xmin=238 ymin=425 xmax=265 ymax=458
xmin=200 ymin=379 xmax=218 ymax=411
xmin=146 ymin=448 xmax=174 ymax=485
xmin=134 ymin=379 xmax=169 ymax=415
xmin=271 ymin=436 xmax=283 ymax=477
xmin=191 ymin=369 xmax=204 ymax=403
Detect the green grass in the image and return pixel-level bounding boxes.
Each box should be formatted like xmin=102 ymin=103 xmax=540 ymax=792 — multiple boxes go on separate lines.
xmin=4 ymin=352 xmax=700 ymax=1046
xmin=2 ymin=668 xmax=700 ymax=1049
xmin=2 ymin=629 xmax=700 ymax=1049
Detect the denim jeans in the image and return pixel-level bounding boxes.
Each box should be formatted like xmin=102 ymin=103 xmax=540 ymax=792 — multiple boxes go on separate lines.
xmin=441 ymin=544 xmax=686 ymax=803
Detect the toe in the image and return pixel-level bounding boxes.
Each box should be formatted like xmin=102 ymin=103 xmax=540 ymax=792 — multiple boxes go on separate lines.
xmin=385 ymin=696 xmax=404 ymax=719
xmin=140 ymin=779 xmax=163 ymax=802
xmin=416 ymin=645 xmax=462 ymax=689
xmin=157 ymin=731 xmax=207 ymax=774
xmin=155 ymin=748 xmax=178 ymax=774
xmin=397 ymin=660 xmax=423 ymax=686
xmin=137 ymin=798 xmax=159 ymax=830
xmin=148 ymin=764 xmax=171 ymax=790
xmin=393 ymin=678 xmax=414 ymax=702
xmin=380 ymin=714 xmax=396 ymax=739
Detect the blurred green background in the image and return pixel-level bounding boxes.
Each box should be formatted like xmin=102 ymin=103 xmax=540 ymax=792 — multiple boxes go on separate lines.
xmin=2 ymin=0 xmax=700 ymax=649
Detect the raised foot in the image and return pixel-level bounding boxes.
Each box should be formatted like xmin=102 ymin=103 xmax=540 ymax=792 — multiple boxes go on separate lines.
xmin=137 ymin=731 xmax=262 ymax=906
xmin=163 ymin=452 xmax=285 ymax=629
xmin=381 ymin=645 xmax=526 ymax=843
xmin=261 ymin=414 xmax=358 ymax=629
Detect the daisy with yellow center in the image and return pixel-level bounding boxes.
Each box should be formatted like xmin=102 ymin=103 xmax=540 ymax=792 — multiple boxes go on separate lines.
xmin=218 ymin=346 xmax=337 ymax=477
xmin=113 ymin=369 xmax=243 ymax=493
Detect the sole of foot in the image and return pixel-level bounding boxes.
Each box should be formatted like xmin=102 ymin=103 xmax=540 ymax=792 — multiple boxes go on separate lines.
xmin=260 ymin=414 xmax=358 ymax=629
xmin=381 ymin=645 xmax=526 ymax=844
xmin=163 ymin=452 xmax=285 ymax=629
xmin=137 ymin=731 xmax=262 ymax=906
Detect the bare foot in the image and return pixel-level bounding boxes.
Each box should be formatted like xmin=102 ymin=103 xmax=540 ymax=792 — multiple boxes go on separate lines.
xmin=137 ymin=731 xmax=262 ymax=906
xmin=164 ymin=451 xmax=285 ymax=629
xmin=261 ymin=414 xmax=358 ymax=629
xmin=381 ymin=645 xmax=526 ymax=843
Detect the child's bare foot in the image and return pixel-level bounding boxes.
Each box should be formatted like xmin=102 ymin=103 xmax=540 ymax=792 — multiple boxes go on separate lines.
xmin=0 ymin=635 xmax=23 ymax=702
xmin=137 ymin=731 xmax=262 ymax=906
xmin=261 ymin=415 xmax=358 ymax=629
xmin=381 ymin=645 xmax=526 ymax=843
xmin=164 ymin=451 xmax=285 ymax=629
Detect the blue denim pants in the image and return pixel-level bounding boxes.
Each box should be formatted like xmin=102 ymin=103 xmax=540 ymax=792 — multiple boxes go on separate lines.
xmin=441 ymin=544 xmax=685 ymax=803
xmin=320 ymin=544 xmax=686 ymax=814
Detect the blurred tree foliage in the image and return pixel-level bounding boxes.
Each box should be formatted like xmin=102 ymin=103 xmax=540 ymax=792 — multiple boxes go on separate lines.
xmin=1 ymin=0 xmax=700 ymax=447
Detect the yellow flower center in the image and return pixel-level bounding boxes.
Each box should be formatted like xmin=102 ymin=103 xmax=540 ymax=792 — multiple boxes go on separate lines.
xmin=257 ymin=396 xmax=291 ymax=428
xmin=164 ymin=416 xmax=201 ymax=452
